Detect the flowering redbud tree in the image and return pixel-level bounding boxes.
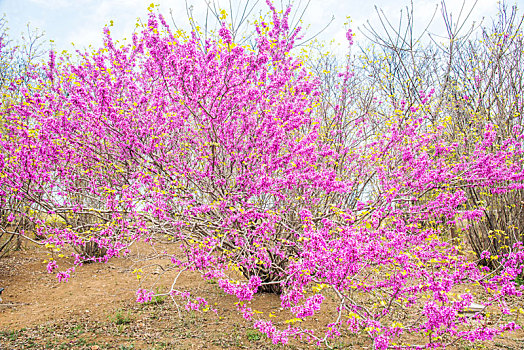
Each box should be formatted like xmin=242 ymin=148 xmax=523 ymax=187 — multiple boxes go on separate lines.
xmin=4 ymin=1 xmax=524 ymax=349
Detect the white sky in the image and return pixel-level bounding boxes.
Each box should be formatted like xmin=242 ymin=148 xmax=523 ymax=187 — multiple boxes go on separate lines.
xmin=0 ymin=0 xmax=520 ymax=55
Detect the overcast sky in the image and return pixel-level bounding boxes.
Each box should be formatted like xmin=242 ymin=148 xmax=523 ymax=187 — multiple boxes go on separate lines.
xmin=0 ymin=0 xmax=520 ymax=55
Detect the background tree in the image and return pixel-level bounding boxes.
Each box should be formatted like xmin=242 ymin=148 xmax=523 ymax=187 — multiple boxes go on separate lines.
xmin=0 ymin=16 xmax=46 ymax=257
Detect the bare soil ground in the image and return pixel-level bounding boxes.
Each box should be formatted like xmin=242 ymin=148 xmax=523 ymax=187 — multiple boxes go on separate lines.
xmin=0 ymin=241 xmax=523 ymax=349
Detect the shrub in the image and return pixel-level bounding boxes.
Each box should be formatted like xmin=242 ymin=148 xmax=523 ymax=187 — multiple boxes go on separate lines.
xmin=4 ymin=1 xmax=524 ymax=348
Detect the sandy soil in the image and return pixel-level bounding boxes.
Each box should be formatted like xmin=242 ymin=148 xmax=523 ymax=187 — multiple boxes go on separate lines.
xmin=0 ymin=241 xmax=523 ymax=349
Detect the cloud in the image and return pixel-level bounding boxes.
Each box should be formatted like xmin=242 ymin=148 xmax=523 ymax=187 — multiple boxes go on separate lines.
xmin=28 ymin=0 xmax=71 ymax=7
